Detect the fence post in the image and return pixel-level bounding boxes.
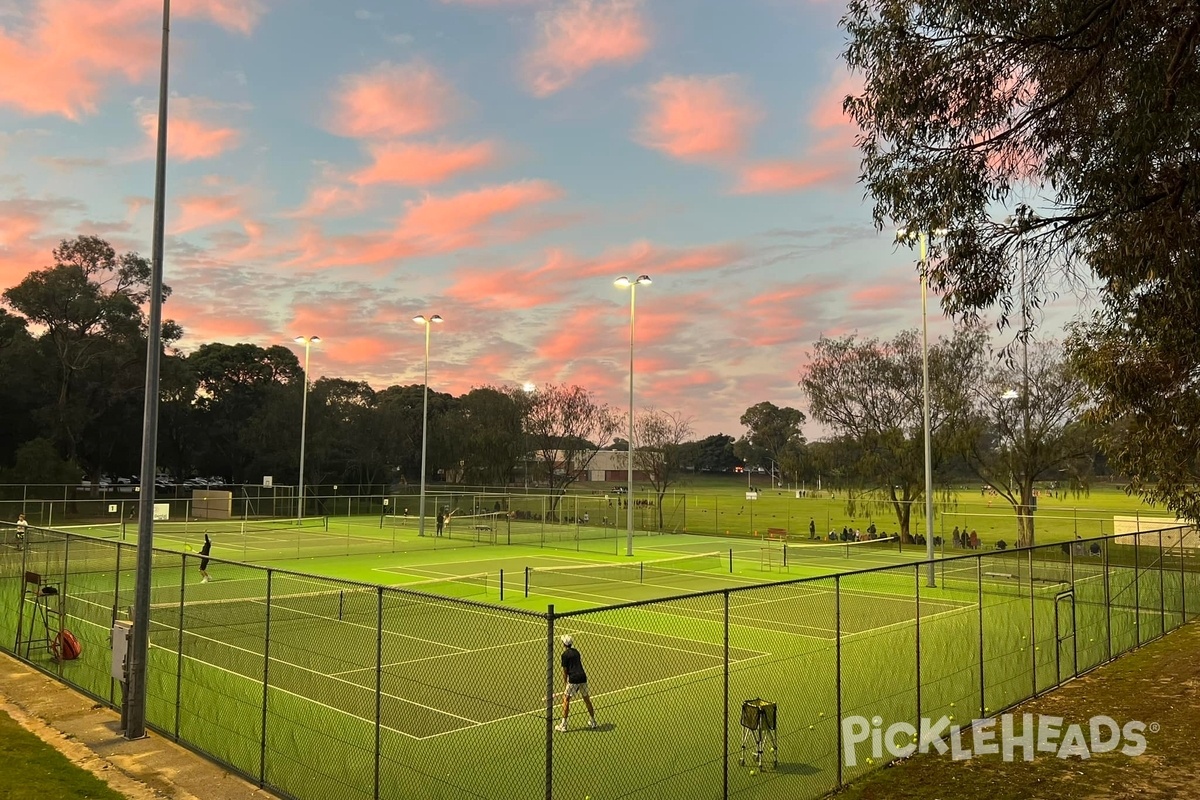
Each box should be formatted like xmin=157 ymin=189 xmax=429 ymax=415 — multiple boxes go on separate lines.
xmin=1159 ymin=530 xmax=1166 ymax=635
xmin=58 ymin=533 xmax=69 ymax=677
xmin=914 ymin=563 xmax=921 ymax=726
xmin=1103 ymin=537 xmax=1112 ymax=661
xmin=375 ymin=587 xmax=383 ymax=800
xmin=545 ymin=605 xmax=555 ymax=800
xmin=259 ymin=569 xmax=272 ymax=787
xmin=977 ymin=556 xmax=985 ymax=718
xmin=1134 ymin=534 xmax=1141 ymax=646
xmin=175 ymin=553 xmax=186 ymax=741
xmin=1182 ymin=530 xmax=1188 ymax=623
xmin=723 ymin=590 xmax=730 ymax=800
xmin=1029 ymin=547 xmax=1036 ymax=697
xmin=835 ymin=575 xmax=843 ymax=789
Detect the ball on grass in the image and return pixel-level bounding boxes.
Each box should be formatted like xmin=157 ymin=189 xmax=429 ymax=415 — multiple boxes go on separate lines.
xmin=749 ymin=770 xmax=756 ymax=776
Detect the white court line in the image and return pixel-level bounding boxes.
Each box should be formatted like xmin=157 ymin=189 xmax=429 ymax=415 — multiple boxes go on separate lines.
xmin=61 ymin=609 xmax=424 ymax=740
xmin=330 ymin=636 xmax=548 ymax=677
xmin=69 ymin=595 xmax=479 ymax=725
xmin=417 ymin=649 xmax=772 ymax=742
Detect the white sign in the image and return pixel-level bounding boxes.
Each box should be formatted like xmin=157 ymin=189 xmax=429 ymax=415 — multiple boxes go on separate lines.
xmin=153 ymin=503 xmax=170 ymax=521
xmin=111 ymin=620 xmax=131 ymax=681
xmin=108 ymin=504 xmax=118 ymax=513
xmin=263 ymin=475 xmax=273 ymax=488
xmin=383 ymin=498 xmax=389 ymax=507
xmin=746 ymin=492 xmax=758 ymax=501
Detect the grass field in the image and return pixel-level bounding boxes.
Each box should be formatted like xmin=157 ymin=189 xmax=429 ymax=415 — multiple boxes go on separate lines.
xmin=3 ymin=512 xmax=1195 ymax=800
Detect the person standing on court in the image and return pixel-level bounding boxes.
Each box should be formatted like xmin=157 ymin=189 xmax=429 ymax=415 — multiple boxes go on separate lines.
xmin=436 ymin=510 xmax=445 ymax=537
xmin=809 ymin=517 xmax=816 ymax=539
xmin=556 ymin=634 xmax=597 ymax=731
xmin=15 ymin=513 xmax=28 ymax=548
xmin=198 ymin=532 xmax=213 ymax=583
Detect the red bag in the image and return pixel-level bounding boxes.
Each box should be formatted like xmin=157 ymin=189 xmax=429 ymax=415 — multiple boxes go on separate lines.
xmin=53 ymin=630 xmax=82 ymax=661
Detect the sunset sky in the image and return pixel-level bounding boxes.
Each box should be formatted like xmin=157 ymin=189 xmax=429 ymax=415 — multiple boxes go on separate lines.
xmin=0 ymin=0 xmax=1082 ymax=438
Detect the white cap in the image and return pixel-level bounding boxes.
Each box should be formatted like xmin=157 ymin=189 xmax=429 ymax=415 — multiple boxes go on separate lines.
xmin=561 ymin=635 xmax=574 ymax=647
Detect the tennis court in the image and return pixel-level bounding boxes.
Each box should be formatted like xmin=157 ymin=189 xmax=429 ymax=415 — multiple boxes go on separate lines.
xmin=4 ymin=524 xmax=1198 ymax=800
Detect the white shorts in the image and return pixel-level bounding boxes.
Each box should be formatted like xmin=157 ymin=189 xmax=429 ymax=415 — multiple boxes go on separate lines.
xmin=565 ymin=682 xmax=590 ymax=698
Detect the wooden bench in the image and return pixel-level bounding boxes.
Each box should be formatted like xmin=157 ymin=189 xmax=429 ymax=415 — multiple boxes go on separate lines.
xmin=765 ymin=527 xmax=788 ymax=542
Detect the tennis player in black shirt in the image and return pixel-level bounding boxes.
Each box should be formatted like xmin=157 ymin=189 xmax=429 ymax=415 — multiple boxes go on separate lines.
xmin=556 ymin=635 xmax=597 ymax=731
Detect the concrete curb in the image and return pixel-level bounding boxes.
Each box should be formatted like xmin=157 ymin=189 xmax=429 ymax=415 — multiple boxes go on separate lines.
xmin=0 ymin=652 xmax=274 ymax=800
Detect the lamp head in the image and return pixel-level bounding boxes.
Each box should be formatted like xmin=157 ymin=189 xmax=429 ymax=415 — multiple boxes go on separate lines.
xmin=294 ymin=335 xmax=320 ymax=345
xmin=431 ymin=314 xmax=443 ymax=324
xmin=635 ymin=275 xmax=651 ymax=285
xmin=413 ymin=315 xmax=427 ymax=325
xmin=614 ymin=276 xmax=631 ymax=288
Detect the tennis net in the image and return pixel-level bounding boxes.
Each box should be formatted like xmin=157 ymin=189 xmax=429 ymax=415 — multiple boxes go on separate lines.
xmin=125 ymin=515 xmax=330 ymax=537
xmin=524 ymin=551 xmax=728 ymax=597
xmin=146 ymin=572 xmax=492 ymax=633
xmin=784 ymin=536 xmax=901 ymax=561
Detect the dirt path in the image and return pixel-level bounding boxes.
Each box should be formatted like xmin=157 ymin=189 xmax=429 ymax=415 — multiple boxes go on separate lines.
xmin=835 ymin=622 xmax=1200 ymax=799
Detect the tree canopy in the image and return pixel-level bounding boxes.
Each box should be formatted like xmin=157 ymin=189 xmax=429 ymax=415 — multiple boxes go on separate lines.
xmin=841 ymin=0 xmax=1200 ymax=520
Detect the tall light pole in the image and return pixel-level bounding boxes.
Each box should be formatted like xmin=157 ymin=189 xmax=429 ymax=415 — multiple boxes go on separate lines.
xmin=1005 ymin=206 xmax=1037 ymax=545
xmin=294 ymin=336 xmax=320 ymax=521
xmin=414 ymin=314 xmax=443 ymax=537
xmin=615 ymin=275 xmax=650 ymax=557
xmin=126 ymin=0 xmax=171 ymax=742
xmin=898 ymin=227 xmax=947 ymax=587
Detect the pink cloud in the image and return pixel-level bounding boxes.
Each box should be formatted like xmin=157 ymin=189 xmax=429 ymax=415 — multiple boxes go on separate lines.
xmin=733 ymin=160 xmax=849 ymax=194
xmin=172 ymin=192 xmax=247 ymax=234
xmin=446 ymin=240 xmax=743 ymax=311
xmin=328 ymin=61 xmax=459 ymax=139
xmin=139 ymin=111 xmax=241 ymax=161
xmin=349 ymin=140 xmax=498 ymax=186
xmin=0 ymin=198 xmax=69 ymax=289
xmin=397 ymin=180 xmax=563 ymax=246
xmin=732 ymin=71 xmax=861 ymax=194
xmin=637 ymin=75 xmax=760 ymax=162
xmin=522 ymin=0 xmax=650 ymax=97
xmin=0 ymin=0 xmax=264 ymax=120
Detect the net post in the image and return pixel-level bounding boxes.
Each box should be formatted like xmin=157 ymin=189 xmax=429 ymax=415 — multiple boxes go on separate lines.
xmin=782 ymin=542 xmax=787 ymax=568
xmin=525 ymin=567 xmax=531 ymax=599
xmin=375 ymin=586 xmax=383 ymax=800
xmin=259 ymin=568 xmax=272 ymax=786
xmin=545 ymin=605 xmax=555 ymax=800
xmin=728 ymin=548 xmax=733 ymax=573
xmin=339 ymin=591 xmax=345 ymax=622
xmin=500 ymin=569 xmax=504 ymax=602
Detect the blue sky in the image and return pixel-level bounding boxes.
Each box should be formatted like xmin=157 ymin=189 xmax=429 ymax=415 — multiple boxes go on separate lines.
xmin=0 ymin=0 xmax=1086 ymax=438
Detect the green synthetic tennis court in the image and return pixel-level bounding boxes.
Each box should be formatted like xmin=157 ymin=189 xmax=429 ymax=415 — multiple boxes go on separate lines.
xmin=4 ymin=523 xmax=1198 ymax=800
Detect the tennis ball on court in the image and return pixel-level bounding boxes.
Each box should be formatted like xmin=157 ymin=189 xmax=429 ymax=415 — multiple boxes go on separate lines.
xmin=819 ymin=712 xmax=825 ymax=718
xmin=949 ymin=702 xmax=955 ymax=707
xmin=985 ymin=708 xmax=991 ymax=713
xmin=948 ymin=716 xmax=955 ymax=722
xmin=808 ymin=725 xmax=814 ymax=730
xmin=866 ymin=758 xmax=874 ymax=765
xmin=749 ymin=770 xmax=756 ymax=776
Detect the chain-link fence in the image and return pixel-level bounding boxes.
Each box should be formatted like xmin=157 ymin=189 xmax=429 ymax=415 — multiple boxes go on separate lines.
xmin=1 ymin=523 xmax=1195 ymax=799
